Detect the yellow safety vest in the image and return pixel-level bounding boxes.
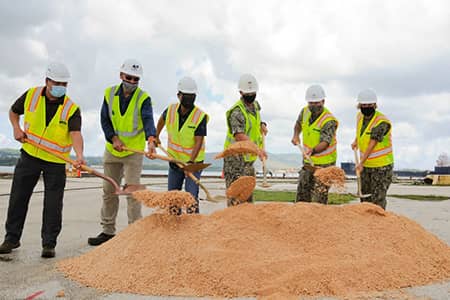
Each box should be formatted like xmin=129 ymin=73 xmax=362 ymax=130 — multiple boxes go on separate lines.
xmin=224 ymin=99 xmax=262 ymax=162
xmin=301 ymin=106 xmax=338 ymax=165
xmin=105 ymin=85 xmax=149 ymax=157
xmin=357 ymin=110 xmax=394 ymax=168
xmin=165 ymin=103 xmax=208 ymax=163
xmin=22 ymin=86 xmax=78 ymax=164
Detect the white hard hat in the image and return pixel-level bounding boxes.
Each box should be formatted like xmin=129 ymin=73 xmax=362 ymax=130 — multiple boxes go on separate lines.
xmin=357 ymin=88 xmax=377 ymax=104
xmin=120 ymin=58 xmax=143 ymax=77
xmin=238 ymin=73 xmax=258 ymax=94
xmin=46 ymin=62 xmax=70 ymax=82
xmin=177 ymin=76 xmax=197 ymax=94
xmin=305 ymin=84 xmax=326 ymax=102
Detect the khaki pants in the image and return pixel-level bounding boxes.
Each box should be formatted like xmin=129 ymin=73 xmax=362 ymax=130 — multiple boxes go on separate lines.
xmin=100 ymin=149 xmax=143 ymax=235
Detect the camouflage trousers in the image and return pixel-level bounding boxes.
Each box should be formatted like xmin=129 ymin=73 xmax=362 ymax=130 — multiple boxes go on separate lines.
xmin=360 ymin=164 xmax=393 ymax=210
xmin=296 ymin=164 xmax=334 ymax=204
xmin=223 ymin=155 xmax=255 ymax=207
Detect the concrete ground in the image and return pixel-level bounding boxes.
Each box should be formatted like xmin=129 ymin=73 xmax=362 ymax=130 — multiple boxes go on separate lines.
xmin=0 ymin=176 xmax=449 ymax=300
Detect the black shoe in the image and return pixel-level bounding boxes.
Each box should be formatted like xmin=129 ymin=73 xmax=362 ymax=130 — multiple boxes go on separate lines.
xmin=41 ymin=246 xmax=55 ymax=258
xmin=0 ymin=240 xmax=20 ymax=254
xmin=87 ymin=233 xmax=115 ymax=246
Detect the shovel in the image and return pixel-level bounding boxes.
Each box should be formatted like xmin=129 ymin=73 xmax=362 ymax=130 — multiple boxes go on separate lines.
xmin=24 ymin=138 xmax=138 ymax=195
xmin=123 ymin=146 xmax=210 ymax=173
xmin=296 ymin=143 xmax=320 ymax=172
xmin=260 ymin=135 xmax=271 ymax=188
xmin=157 ymin=144 xmax=226 ymax=203
xmin=352 ymin=148 xmax=372 ymax=199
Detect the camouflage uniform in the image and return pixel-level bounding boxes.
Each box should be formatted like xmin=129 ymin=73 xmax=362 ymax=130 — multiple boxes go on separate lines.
xmin=359 ymin=120 xmax=393 ymax=209
xmin=295 ymin=108 xmax=338 ymax=204
xmin=223 ymin=101 xmax=260 ymax=207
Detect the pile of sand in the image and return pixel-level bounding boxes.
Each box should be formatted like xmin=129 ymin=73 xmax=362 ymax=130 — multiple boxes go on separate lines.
xmin=58 ymin=203 xmax=450 ymax=298
xmin=132 ymin=189 xmax=196 ymax=214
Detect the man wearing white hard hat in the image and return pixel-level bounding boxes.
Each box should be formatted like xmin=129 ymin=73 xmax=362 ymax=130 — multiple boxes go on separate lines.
xmin=291 ymin=84 xmax=339 ymax=203
xmin=88 ymin=59 xmax=157 ymax=246
xmin=223 ymin=74 xmax=268 ymax=207
xmin=351 ymin=89 xmax=393 ymax=209
xmin=155 ymin=76 xmax=209 ymax=214
xmin=0 ymin=62 xmax=85 ymax=258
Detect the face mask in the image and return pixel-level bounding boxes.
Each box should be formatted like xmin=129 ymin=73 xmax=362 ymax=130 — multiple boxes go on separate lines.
xmin=242 ymin=94 xmax=256 ymax=103
xmin=180 ymin=94 xmax=196 ymax=109
xmin=50 ymin=85 xmax=66 ymax=98
xmin=308 ymin=105 xmax=323 ymax=114
xmin=122 ymin=80 xmax=138 ymax=93
xmin=361 ymin=107 xmax=375 ymax=116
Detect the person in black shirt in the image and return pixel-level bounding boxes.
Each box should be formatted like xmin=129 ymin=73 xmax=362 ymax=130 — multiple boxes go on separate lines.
xmin=155 ymin=77 xmax=208 ymax=214
xmin=0 ymin=62 xmax=85 ymax=258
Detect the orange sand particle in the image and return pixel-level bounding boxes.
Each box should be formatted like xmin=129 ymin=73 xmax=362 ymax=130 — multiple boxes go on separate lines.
xmin=58 ymin=203 xmax=450 ymax=298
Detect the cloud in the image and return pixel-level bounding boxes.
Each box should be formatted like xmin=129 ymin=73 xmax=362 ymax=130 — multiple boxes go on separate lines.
xmin=0 ymin=0 xmax=449 ymax=171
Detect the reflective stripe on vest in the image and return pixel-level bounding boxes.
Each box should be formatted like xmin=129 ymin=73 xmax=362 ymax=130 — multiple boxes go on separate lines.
xmin=224 ymin=99 xmax=262 ymax=162
xmin=22 ymin=87 xmax=77 ymax=163
xmin=301 ymin=107 xmax=338 ymax=165
xmin=105 ymin=85 xmax=148 ymax=157
xmin=165 ymin=103 xmax=207 ymax=162
xmin=27 ymin=86 xmax=44 ymax=112
xmin=356 ymin=111 xmax=394 ymax=168
xmin=107 ymin=86 xmax=145 ymax=137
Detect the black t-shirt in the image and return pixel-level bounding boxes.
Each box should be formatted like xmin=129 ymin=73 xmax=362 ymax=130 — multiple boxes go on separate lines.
xmin=11 ymin=87 xmax=81 ymax=131
xmin=161 ymin=106 xmax=207 ymax=136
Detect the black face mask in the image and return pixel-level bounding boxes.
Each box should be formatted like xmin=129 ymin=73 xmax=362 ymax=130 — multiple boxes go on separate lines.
xmin=361 ymin=107 xmax=375 ymax=116
xmin=242 ymin=94 xmax=256 ymax=103
xmin=308 ymin=105 xmax=323 ymax=114
xmin=180 ymin=94 xmax=196 ymax=109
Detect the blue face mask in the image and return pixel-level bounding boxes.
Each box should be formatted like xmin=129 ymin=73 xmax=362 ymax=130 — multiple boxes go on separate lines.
xmin=50 ymin=85 xmax=67 ymax=97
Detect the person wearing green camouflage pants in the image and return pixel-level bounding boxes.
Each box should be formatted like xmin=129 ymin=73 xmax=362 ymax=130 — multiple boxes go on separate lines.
xmin=352 ymin=89 xmax=394 ymax=210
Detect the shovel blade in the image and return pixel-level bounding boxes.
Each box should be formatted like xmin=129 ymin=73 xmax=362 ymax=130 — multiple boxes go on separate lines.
xmin=260 ymin=182 xmax=271 ymax=188
xmin=182 ymin=163 xmax=211 ymax=172
xmin=350 ymin=193 xmax=372 ymax=199
xmin=120 ymin=184 xmax=147 ymax=195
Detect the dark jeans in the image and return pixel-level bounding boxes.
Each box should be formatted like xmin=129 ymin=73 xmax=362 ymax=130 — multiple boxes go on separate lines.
xmin=4 ymin=151 xmax=66 ymax=247
xmin=168 ymin=165 xmax=201 ymax=213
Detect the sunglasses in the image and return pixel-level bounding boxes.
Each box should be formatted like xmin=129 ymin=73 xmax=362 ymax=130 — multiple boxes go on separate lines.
xmin=125 ymin=75 xmax=140 ymax=82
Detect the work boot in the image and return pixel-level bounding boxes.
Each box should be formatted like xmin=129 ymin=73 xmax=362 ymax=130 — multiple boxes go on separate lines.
xmin=0 ymin=240 xmax=20 ymax=254
xmin=41 ymin=246 xmax=55 ymax=258
xmin=87 ymin=233 xmax=115 ymax=246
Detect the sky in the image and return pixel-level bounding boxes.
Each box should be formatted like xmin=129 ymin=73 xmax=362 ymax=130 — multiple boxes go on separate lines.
xmin=0 ymin=0 xmax=449 ymax=170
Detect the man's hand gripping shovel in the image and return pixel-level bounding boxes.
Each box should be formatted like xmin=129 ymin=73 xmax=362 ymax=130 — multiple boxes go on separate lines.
xmin=24 ymin=138 xmax=140 ymax=195
xmin=352 ymin=148 xmax=371 ymax=199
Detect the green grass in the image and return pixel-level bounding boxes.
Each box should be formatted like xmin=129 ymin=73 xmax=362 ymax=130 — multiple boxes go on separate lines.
xmin=388 ymin=194 xmax=449 ymax=201
xmin=253 ymin=190 xmax=355 ymax=205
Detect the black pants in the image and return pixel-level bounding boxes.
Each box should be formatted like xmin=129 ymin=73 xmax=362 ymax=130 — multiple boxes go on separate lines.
xmin=4 ymin=151 xmax=66 ymax=247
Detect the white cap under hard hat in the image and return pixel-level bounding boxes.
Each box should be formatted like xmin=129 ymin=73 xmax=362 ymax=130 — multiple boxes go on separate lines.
xmin=177 ymin=76 xmax=198 ymax=94
xmin=305 ymin=84 xmax=326 ymax=102
xmin=238 ymin=73 xmax=258 ymax=94
xmin=120 ymin=58 xmax=143 ymax=77
xmin=46 ymin=62 xmax=71 ymax=82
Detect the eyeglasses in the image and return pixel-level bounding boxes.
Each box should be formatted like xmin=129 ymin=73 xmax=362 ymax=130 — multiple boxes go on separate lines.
xmin=125 ymin=75 xmax=140 ymax=82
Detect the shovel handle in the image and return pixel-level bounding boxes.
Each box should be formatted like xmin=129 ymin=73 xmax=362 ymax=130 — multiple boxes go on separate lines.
xmin=24 ymin=138 xmax=127 ymax=194
xmin=157 ymin=143 xmax=216 ymax=201
xmin=123 ymin=146 xmax=187 ymax=165
xmin=297 ymin=143 xmax=314 ymax=166
xmin=353 ymin=148 xmax=361 ymax=177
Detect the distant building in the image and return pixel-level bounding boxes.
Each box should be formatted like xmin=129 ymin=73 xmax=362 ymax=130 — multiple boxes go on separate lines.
xmin=433 ymin=166 xmax=450 ymax=175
